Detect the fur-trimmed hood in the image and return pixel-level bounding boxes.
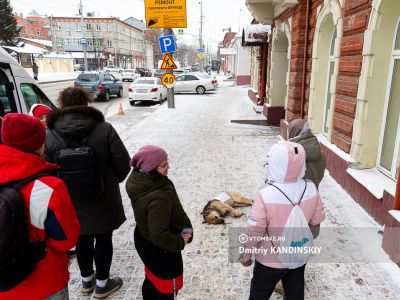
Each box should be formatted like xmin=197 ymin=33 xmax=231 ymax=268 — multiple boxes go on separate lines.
xmin=46 ymin=105 xmax=105 ymax=139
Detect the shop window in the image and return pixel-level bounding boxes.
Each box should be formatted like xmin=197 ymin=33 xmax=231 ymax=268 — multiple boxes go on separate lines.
xmin=379 ymin=20 xmax=400 ymax=179
xmin=323 ymin=27 xmax=337 ymax=135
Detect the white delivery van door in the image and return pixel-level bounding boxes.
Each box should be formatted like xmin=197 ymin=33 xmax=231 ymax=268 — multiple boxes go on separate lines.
xmin=0 ymin=63 xmax=20 ymax=116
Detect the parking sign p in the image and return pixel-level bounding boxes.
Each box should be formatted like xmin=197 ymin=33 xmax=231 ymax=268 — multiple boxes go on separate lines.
xmin=159 ymin=35 xmax=176 ymax=54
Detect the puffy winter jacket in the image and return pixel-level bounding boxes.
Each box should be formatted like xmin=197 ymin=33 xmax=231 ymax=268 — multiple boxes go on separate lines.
xmin=0 ymin=145 xmax=80 ymax=300
xmin=242 ymin=141 xmax=325 ymax=268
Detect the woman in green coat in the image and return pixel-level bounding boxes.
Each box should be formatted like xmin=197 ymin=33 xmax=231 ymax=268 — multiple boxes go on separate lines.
xmin=126 ymin=145 xmax=193 ymax=300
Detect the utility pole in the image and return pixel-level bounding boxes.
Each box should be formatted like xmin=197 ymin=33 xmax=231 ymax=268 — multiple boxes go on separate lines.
xmin=199 ymin=0 xmax=203 ymax=73
xmin=79 ymin=0 xmax=88 ymax=71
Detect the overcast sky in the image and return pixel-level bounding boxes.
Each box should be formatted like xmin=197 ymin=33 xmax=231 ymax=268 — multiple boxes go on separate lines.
xmin=10 ymin=0 xmax=253 ymax=50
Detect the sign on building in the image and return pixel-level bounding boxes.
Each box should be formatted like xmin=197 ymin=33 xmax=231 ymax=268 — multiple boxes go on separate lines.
xmin=144 ymin=0 xmax=187 ymax=28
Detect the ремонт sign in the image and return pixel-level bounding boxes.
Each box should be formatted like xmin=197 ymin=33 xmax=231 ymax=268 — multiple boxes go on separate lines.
xmin=145 ymin=0 xmax=187 ymax=28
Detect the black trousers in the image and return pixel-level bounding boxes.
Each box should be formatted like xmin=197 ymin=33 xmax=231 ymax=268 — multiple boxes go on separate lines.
xmin=249 ymin=261 xmax=306 ymax=300
xmin=142 ymin=276 xmax=175 ymax=300
xmin=76 ymin=232 xmax=113 ymax=280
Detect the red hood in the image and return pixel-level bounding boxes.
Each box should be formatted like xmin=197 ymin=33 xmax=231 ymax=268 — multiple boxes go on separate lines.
xmin=0 ymin=145 xmax=59 ymax=185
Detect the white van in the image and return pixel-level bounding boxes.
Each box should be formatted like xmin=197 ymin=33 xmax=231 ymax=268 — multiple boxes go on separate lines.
xmin=0 ymin=47 xmax=56 ymax=119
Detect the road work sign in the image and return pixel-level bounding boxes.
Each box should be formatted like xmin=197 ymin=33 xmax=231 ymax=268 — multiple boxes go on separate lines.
xmin=144 ymin=0 xmax=187 ymax=28
xmin=160 ymin=53 xmax=177 ymax=70
xmin=161 ymin=72 xmax=176 ymax=88
xmin=159 ymin=35 xmax=176 ymax=54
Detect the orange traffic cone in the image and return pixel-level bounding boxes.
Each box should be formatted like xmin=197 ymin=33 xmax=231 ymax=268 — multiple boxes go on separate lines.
xmin=117 ymin=102 xmax=125 ymax=116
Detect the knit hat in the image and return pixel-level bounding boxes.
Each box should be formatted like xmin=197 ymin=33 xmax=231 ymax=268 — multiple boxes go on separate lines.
xmin=1 ymin=113 xmax=46 ymax=153
xmin=29 ymin=104 xmax=52 ymax=118
xmin=130 ymin=145 xmax=168 ymax=172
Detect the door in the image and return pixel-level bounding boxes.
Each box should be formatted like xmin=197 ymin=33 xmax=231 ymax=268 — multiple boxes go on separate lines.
xmin=184 ymin=75 xmax=199 ymax=92
xmin=103 ymin=74 xmax=114 ymax=93
xmin=109 ymin=75 xmax=119 ymax=93
xmin=174 ymin=75 xmax=185 ymax=92
xmin=0 ymin=67 xmax=18 ymax=116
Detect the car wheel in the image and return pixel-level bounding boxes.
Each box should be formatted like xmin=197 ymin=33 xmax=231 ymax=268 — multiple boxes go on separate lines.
xmin=196 ymin=85 xmax=206 ymax=94
xmin=130 ymin=100 xmax=136 ymax=106
xmin=104 ymin=90 xmax=110 ymax=102
xmin=117 ymin=88 xmax=123 ymax=98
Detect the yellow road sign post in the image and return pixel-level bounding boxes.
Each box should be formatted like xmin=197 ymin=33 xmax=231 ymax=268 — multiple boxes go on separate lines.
xmin=161 ymin=72 xmax=176 ymax=88
xmin=145 ymin=0 xmax=187 ymax=28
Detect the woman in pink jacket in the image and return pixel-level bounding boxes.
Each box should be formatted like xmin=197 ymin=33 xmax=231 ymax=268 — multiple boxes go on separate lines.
xmin=240 ymin=141 xmax=325 ymax=300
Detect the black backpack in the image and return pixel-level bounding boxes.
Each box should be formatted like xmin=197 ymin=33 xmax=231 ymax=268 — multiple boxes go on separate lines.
xmin=0 ymin=174 xmax=47 ymax=291
xmin=50 ymin=129 xmax=104 ymax=201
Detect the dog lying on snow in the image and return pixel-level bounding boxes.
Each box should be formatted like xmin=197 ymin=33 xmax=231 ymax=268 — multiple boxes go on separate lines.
xmin=201 ymin=192 xmax=254 ymax=225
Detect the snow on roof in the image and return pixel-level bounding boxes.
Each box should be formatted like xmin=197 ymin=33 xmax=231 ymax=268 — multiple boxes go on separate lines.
xmin=22 ymin=38 xmax=52 ymax=47
xmin=2 ymin=44 xmax=46 ymax=54
xmin=242 ymin=24 xmax=270 ymax=46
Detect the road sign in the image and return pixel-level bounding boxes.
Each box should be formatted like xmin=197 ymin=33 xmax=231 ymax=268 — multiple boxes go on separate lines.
xmin=198 ymin=52 xmax=204 ymax=59
xmin=159 ymin=35 xmax=176 ymax=54
xmin=198 ymin=48 xmax=205 ymax=52
xmin=144 ymin=0 xmax=187 ymax=28
xmin=161 ymin=72 xmax=176 ymax=88
xmin=80 ymin=38 xmax=87 ymax=45
xmin=178 ymin=29 xmax=184 ymax=35
xmin=160 ymin=53 xmax=177 ymax=70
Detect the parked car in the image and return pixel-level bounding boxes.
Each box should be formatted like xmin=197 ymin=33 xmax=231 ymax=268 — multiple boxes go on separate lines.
xmin=73 ymin=64 xmax=85 ymax=71
xmin=154 ymin=69 xmax=187 ymax=78
xmin=174 ymin=73 xmax=218 ymax=94
xmin=0 ymin=47 xmax=56 ymax=118
xmin=128 ymin=77 xmax=167 ymax=106
xmin=122 ymin=69 xmax=140 ymax=82
xmin=136 ymin=67 xmax=152 ymax=77
xmin=104 ymin=65 xmax=123 ymax=73
xmin=74 ymin=72 xmax=123 ymax=101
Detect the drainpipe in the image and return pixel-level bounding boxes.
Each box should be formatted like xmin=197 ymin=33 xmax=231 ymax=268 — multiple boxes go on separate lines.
xmin=300 ymin=0 xmax=310 ymax=119
xmin=259 ymin=41 xmax=268 ymax=105
xmin=394 ymin=166 xmax=400 ymax=210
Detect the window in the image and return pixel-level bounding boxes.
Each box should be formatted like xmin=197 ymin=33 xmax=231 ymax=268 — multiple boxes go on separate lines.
xmin=76 ymin=23 xmax=81 ymax=31
xmin=107 ymin=24 xmax=112 ymax=31
xmin=185 ymin=75 xmax=198 ymax=81
xmin=86 ymin=23 xmax=92 ymax=31
xmin=379 ymin=19 xmax=400 ymax=179
xmin=323 ymin=27 xmax=337 ymax=135
xmin=107 ymin=40 xmax=112 ymax=47
xmin=176 ymin=75 xmax=185 ymax=82
xmin=104 ymin=74 xmax=112 ymax=81
xmin=20 ymin=84 xmax=55 ymax=112
xmin=96 ymin=24 xmax=101 ymax=31
xmin=56 ymin=23 xmax=61 ymax=30
xmin=0 ymin=70 xmax=16 ymax=117
xmin=66 ymin=23 xmax=70 ymax=32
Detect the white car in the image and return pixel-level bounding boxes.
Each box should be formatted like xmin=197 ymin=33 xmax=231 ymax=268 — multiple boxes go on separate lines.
xmin=128 ymin=77 xmax=167 ymax=105
xmin=122 ymin=69 xmax=140 ymax=82
xmin=104 ymin=65 xmax=123 ymax=73
xmin=174 ymin=73 xmax=218 ymax=94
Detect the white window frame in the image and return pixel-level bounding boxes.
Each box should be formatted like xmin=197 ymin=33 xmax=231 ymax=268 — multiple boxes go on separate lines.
xmin=377 ymin=17 xmax=400 ymax=179
xmin=96 ymin=24 xmax=101 ymax=31
xmin=76 ymin=23 xmax=81 ymax=32
xmin=107 ymin=40 xmax=112 ymax=47
xmin=322 ymin=27 xmax=337 ymax=136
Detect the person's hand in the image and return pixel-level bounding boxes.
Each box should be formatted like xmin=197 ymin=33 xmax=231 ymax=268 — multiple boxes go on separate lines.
xmin=182 ymin=234 xmax=192 ymax=245
xmin=239 ymin=254 xmax=253 ymax=267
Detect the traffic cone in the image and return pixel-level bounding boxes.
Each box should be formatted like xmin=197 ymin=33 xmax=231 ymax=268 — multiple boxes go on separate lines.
xmin=117 ymin=102 xmax=125 ymax=116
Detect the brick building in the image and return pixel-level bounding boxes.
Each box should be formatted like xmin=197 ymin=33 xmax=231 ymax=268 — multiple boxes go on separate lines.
xmin=15 ymin=10 xmax=50 ymax=40
xmin=246 ymin=0 xmax=400 ymax=265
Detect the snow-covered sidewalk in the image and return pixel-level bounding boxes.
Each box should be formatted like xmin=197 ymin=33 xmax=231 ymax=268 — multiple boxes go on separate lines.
xmin=67 ymin=81 xmax=400 ymax=300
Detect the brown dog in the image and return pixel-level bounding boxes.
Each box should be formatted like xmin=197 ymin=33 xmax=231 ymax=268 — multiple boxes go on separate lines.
xmin=201 ymin=192 xmax=254 ymax=225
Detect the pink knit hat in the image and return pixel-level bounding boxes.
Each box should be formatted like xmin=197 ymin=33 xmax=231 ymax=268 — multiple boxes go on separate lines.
xmin=130 ymin=145 xmax=168 ymax=172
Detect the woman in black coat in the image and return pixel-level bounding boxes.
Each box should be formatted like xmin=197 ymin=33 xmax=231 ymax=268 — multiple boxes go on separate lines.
xmin=44 ymin=87 xmax=131 ymax=298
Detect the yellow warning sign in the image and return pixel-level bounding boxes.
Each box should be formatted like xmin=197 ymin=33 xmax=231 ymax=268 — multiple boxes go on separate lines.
xmin=145 ymin=0 xmax=187 ymax=28
xmin=161 ymin=72 xmax=176 ymax=88
xmin=160 ymin=53 xmax=177 ymax=70
xmin=198 ymin=52 xmax=204 ymax=59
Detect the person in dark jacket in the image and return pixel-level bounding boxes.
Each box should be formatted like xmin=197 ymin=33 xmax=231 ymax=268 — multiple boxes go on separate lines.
xmin=126 ymin=145 xmax=193 ymax=300
xmin=32 ymin=62 xmax=39 ymax=80
xmin=44 ymin=87 xmax=131 ymax=299
xmin=288 ymin=119 xmax=326 ymax=188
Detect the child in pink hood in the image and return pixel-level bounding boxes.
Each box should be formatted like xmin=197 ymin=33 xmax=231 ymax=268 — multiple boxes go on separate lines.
xmin=240 ymin=141 xmax=325 ymax=300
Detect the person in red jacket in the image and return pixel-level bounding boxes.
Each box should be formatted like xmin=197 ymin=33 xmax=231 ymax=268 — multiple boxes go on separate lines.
xmin=0 ymin=113 xmax=80 ymax=300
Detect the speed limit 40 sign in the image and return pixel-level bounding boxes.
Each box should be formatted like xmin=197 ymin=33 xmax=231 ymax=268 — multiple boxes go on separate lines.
xmin=161 ymin=72 xmax=176 ymax=88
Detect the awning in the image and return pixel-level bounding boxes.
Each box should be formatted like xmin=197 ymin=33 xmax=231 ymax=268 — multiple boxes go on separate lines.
xmin=2 ymin=44 xmax=46 ymax=54
xmin=219 ymin=48 xmax=236 ymax=55
xmin=242 ymin=24 xmax=270 ymax=46
xmin=245 ymin=0 xmax=298 ymax=25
